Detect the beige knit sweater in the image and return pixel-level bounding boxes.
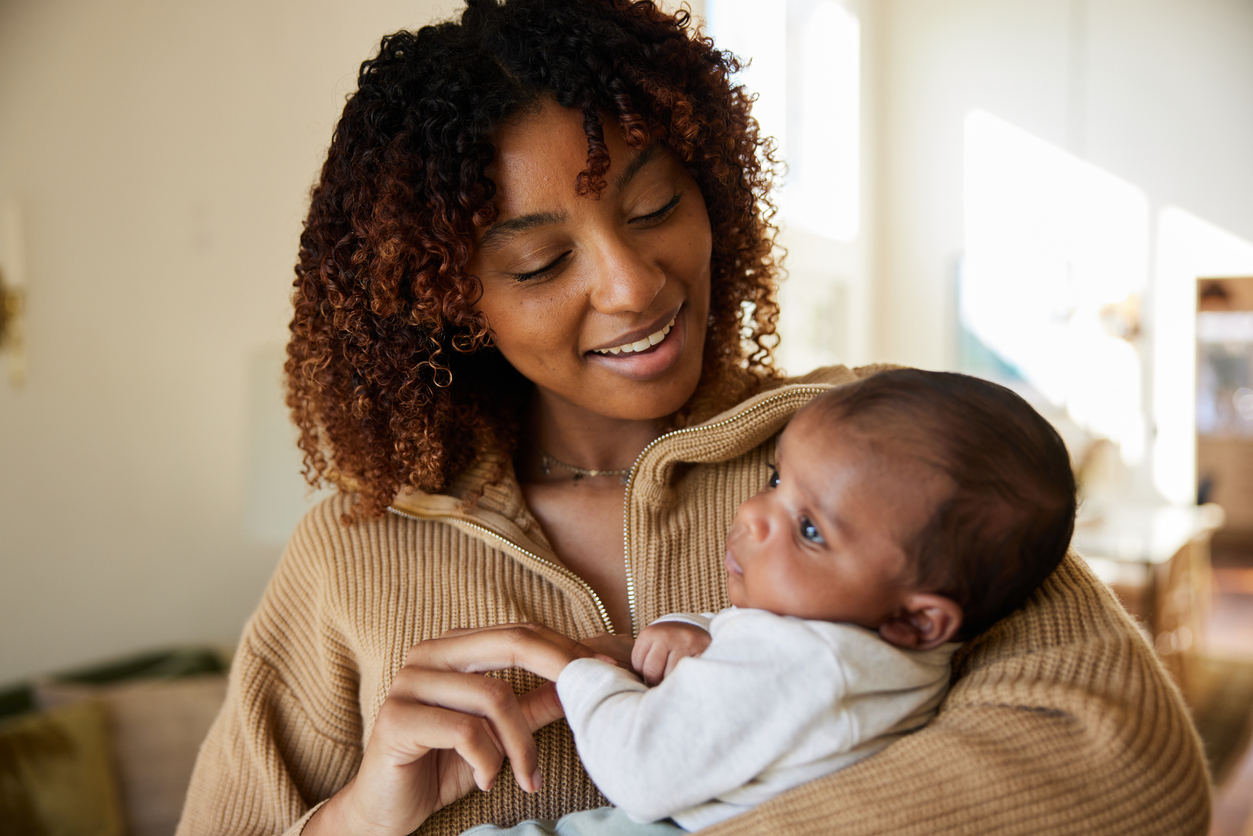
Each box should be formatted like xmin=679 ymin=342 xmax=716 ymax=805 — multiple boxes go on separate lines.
xmin=177 ymin=365 xmax=1211 ymax=836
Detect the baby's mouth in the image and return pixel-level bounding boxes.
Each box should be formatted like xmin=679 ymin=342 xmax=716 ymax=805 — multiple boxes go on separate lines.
xmin=590 ymin=313 xmax=677 ymax=356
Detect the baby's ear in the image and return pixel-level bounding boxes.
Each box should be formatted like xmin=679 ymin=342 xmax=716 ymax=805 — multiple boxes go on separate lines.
xmin=878 ymin=594 xmax=962 ymax=650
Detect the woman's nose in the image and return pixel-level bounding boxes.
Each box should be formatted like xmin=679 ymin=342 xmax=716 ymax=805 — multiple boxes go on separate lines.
xmin=587 ymin=232 xmax=665 ymax=314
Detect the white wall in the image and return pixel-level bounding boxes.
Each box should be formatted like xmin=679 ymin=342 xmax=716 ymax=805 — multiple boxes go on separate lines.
xmin=0 ymin=0 xmax=450 ymax=684
xmin=874 ymin=0 xmax=1253 ymax=368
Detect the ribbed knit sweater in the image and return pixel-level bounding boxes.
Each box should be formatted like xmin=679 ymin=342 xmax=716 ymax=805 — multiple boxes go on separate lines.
xmin=177 ymin=365 xmax=1211 ymax=836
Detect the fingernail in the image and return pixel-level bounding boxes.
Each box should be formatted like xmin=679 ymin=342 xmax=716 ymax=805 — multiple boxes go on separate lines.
xmin=531 ymin=768 xmax=544 ymax=793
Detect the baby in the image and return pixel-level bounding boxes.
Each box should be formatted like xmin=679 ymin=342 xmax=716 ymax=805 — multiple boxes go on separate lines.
xmin=467 ymin=369 xmax=1077 ymax=835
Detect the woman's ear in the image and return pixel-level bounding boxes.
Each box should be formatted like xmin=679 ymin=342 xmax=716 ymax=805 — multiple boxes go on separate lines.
xmin=878 ymin=593 xmax=963 ymax=650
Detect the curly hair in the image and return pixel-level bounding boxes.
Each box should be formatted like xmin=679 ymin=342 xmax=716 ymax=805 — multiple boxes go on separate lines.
xmin=286 ymin=0 xmax=783 ymax=520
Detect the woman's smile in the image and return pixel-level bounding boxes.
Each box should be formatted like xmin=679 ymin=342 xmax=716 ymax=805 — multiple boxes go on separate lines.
xmin=585 ymin=306 xmax=688 ymax=381
xmin=589 ymin=310 xmax=677 ymax=356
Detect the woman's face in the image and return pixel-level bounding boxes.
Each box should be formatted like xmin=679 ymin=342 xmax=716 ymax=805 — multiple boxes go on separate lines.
xmin=469 ymin=99 xmax=712 ymax=424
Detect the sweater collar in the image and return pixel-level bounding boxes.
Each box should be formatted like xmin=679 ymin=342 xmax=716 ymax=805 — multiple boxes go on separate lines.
xmin=389 ymin=365 xmax=868 ymax=527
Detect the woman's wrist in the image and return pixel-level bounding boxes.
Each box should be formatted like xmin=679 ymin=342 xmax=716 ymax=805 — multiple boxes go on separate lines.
xmin=300 ymin=790 xmax=348 ymax=836
xmin=300 ymin=781 xmax=386 ymax=836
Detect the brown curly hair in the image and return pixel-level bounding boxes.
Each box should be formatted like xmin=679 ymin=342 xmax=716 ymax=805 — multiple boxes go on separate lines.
xmin=286 ymin=0 xmax=783 ymax=520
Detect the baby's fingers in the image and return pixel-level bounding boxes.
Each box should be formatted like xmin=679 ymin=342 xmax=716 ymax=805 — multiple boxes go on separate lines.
xmin=663 ymin=650 xmax=695 ymax=680
xmin=638 ymin=644 xmax=671 ymax=687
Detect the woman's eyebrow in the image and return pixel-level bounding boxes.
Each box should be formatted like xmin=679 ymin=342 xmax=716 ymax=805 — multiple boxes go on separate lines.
xmin=477 ymin=210 xmax=567 ymax=253
xmin=614 ymin=141 xmax=660 ymax=192
xmin=477 ymin=143 xmax=660 ymax=254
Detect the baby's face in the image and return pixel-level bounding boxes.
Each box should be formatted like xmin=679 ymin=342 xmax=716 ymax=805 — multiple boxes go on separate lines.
xmin=723 ymin=405 xmax=947 ymax=628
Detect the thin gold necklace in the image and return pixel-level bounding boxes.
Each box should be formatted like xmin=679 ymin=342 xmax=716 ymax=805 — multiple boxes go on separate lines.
xmin=535 ymin=442 xmax=630 ymax=485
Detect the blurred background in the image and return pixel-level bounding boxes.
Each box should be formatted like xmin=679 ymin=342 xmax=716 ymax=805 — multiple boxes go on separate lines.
xmin=1 ymin=0 xmax=1252 ymax=829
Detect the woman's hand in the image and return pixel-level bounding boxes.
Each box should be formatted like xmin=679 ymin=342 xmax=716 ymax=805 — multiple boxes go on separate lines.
xmin=579 ymin=632 xmax=636 ymax=668
xmin=304 ymin=623 xmax=602 ymax=836
xmin=630 ymin=622 xmax=711 ymax=686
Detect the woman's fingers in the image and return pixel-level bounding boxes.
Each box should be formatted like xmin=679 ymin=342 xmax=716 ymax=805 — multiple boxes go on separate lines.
xmin=372 ymin=696 xmax=508 ymax=792
xmin=386 ymin=623 xmax=598 ymax=793
xmin=363 ymin=623 xmax=608 ymax=799
xmin=516 ymin=680 xmax=565 ymax=730
xmin=584 ymin=632 xmax=636 ymax=668
xmin=388 ymin=666 xmax=542 ymax=793
xmin=422 ymin=623 xmax=598 ymax=681
xmin=309 ymin=624 xmax=599 ymax=835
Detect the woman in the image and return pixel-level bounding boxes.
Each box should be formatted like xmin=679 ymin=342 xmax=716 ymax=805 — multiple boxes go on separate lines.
xmin=178 ymin=1 xmax=1210 ymax=835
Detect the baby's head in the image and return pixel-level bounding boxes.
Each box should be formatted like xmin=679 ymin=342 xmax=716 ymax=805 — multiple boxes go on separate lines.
xmin=724 ymin=369 xmax=1076 ymax=649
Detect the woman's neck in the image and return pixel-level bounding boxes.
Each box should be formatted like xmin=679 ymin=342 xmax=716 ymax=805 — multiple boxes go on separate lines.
xmin=523 ymin=390 xmax=665 ymax=479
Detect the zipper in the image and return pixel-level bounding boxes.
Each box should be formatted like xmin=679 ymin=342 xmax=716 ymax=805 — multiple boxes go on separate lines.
xmin=389 ymin=384 xmax=828 ymax=640
xmin=386 ymin=507 xmax=614 ymax=635
xmin=621 ymin=385 xmax=830 ymax=636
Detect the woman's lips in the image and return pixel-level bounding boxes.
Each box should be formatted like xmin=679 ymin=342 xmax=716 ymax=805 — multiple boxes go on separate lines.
xmin=590 ymin=313 xmax=677 ymax=356
xmin=585 ymin=306 xmax=687 ymax=380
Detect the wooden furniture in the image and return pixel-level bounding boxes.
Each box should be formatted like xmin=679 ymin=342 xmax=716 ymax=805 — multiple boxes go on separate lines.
xmin=1072 ymin=502 xmax=1224 ymax=692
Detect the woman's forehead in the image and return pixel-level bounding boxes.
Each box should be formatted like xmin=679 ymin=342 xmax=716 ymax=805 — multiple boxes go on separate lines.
xmin=490 ymin=100 xmax=589 ymax=177
xmin=484 ymin=99 xmax=663 ymax=223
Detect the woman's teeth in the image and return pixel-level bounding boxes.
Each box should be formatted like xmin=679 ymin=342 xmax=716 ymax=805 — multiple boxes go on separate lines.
xmin=592 ymin=315 xmax=676 ymax=355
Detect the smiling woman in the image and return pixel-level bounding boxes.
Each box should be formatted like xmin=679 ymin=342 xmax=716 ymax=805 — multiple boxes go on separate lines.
xmin=469 ymin=100 xmax=712 ymax=430
xmin=177 ymin=1 xmax=1211 ymax=835
xmin=282 ymin=0 xmax=779 ymax=528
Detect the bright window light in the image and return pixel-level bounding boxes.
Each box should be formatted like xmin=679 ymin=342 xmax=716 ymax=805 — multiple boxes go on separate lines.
xmin=785 ymin=1 xmax=859 ymax=241
xmin=1153 ymin=206 xmax=1253 ymax=503
xmin=705 ymin=0 xmax=787 ymax=158
xmin=707 ymin=0 xmax=860 ymax=242
xmin=962 ymin=110 xmax=1149 ymax=464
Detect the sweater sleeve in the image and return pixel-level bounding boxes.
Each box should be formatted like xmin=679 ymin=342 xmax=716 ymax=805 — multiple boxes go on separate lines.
xmin=557 ymin=615 xmax=847 ymax=824
xmin=647 ymin=612 xmax=714 ymax=631
xmin=698 ymin=553 xmax=1212 ymax=836
xmin=175 ymin=504 xmax=365 ymax=836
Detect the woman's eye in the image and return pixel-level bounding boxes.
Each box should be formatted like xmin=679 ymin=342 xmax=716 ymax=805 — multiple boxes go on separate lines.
xmin=766 ymin=463 xmax=780 ymax=489
xmin=630 ymin=193 xmax=681 ymax=225
xmin=511 ymin=251 xmax=571 ymax=282
xmin=798 ymin=516 xmax=825 ymax=545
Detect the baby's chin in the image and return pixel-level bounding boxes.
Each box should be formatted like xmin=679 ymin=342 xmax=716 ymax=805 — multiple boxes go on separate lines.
xmin=724 ymin=574 xmax=748 ymax=609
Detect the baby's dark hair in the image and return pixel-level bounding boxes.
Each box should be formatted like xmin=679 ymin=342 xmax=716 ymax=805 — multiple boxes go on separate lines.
xmin=811 ymin=369 xmax=1077 ymax=639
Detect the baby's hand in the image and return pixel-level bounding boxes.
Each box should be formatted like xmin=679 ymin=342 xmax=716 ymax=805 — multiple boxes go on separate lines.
xmin=630 ymin=622 xmax=711 ymax=686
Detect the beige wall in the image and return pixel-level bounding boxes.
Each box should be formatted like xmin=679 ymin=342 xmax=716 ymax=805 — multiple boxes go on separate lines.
xmin=0 ymin=0 xmax=447 ymax=684
xmin=0 ymin=0 xmax=701 ymax=686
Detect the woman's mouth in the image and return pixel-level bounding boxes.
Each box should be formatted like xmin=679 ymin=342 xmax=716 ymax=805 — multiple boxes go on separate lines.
xmin=584 ymin=307 xmax=689 ymax=382
xmin=591 ymin=313 xmax=677 ymax=356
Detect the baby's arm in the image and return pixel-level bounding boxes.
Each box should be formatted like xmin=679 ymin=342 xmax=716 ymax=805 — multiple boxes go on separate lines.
xmin=631 ymin=616 xmax=712 ymax=686
xmin=557 ymin=612 xmax=847 ymax=825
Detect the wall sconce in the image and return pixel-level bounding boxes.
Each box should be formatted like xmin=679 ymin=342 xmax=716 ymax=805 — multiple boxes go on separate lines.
xmin=0 ymin=198 xmax=26 ymax=387
xmin=0 ymin=266 xmax=24 ymax=387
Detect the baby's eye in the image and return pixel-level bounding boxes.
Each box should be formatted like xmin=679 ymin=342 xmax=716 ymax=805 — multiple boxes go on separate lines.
xmin=766 ymin=463 xmax=780 ymax=489
xmin=798 ymin=516 xmax=825 ymax=544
